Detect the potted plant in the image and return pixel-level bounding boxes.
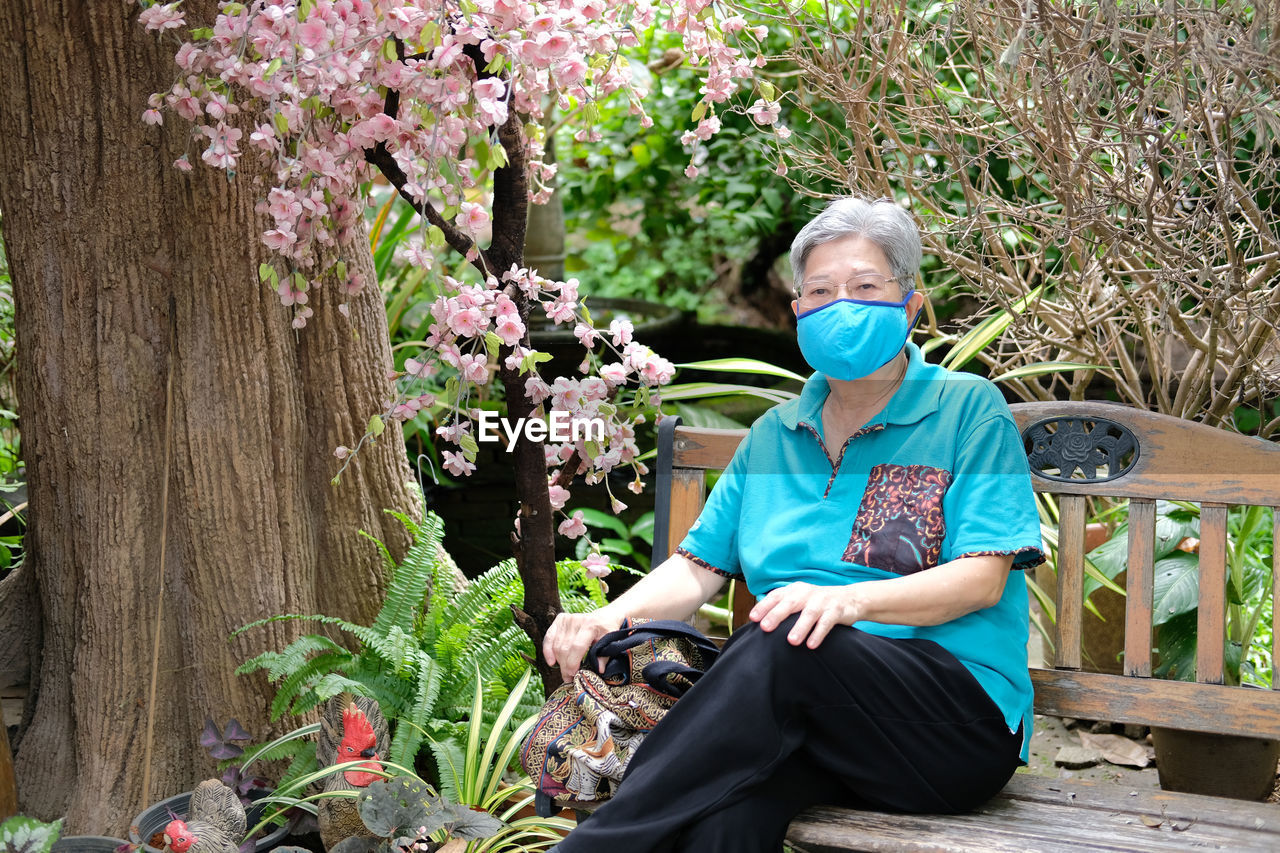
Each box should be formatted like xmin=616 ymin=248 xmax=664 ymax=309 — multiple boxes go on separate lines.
xmin=129 ymin=721 xmax=297 ymax=853
xmin=1092 ymin=501 xmax=1277 ymax=799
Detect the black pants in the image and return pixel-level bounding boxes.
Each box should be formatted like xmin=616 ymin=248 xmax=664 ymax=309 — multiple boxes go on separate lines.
xmin=554 ymin=615 xmax=1023 ymax=853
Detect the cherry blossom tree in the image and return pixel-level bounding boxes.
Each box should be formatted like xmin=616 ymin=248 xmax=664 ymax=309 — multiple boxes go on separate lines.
xmin=138 ymin=0 xmax=778 ymax=688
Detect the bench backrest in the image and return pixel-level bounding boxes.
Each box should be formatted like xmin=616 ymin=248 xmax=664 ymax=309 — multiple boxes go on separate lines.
xmin=651 ymin=401 xmax=1280 ymax=738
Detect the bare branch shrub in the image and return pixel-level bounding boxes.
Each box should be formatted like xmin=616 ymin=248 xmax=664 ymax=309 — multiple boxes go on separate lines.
xmin=752 ymin=0 xmax=1280 ymax=434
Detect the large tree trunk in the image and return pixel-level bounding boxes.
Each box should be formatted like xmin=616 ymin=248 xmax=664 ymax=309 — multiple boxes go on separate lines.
xmin=0 ymin=0 xmax=415 ymax=832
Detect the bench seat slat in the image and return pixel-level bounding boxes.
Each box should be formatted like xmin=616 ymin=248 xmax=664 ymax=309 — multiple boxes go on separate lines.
xmin=786 ymin=774 xmax=1280 ymax=853
xmin=1032 ymin=668 xmax=1280 ymax=738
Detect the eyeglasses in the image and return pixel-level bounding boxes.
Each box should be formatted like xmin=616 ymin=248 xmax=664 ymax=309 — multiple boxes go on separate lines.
xmin=797 ymin=273 xmax=903 ymax=305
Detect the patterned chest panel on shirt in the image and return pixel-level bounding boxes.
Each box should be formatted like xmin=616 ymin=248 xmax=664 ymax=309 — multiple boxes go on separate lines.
xmin=843 ymin=463 xmax=953 ymax=575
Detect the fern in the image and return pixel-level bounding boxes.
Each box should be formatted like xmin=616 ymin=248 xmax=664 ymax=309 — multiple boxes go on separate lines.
xmin=371 ymin=510 xmax=445 ymax=637
xmin=268 ymin=648 xmax=355 ymax=720
xmin=388 ymin=651 xmax=443 ymax=768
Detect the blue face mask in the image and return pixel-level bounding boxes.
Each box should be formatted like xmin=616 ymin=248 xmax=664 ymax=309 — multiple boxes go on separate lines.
xmin=796 ymin=292 xmax=915 ymax=381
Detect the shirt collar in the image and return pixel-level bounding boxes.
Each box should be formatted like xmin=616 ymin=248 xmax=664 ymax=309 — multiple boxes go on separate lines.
xmin=782 ymin=343 xmax=942 ymax=432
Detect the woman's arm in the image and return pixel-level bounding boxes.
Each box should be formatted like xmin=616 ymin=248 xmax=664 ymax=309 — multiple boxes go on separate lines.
xmin=749 ymin=554 xmax=1013 ymax=649
xmin=543 ymin=552 xmax=727 ymax=679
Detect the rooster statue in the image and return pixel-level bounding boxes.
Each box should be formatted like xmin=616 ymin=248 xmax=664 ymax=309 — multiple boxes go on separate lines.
xmin=316 ymin=695 xmax=390 ymax=851
xmin=163 ymin=778 xmax=246 ymax=853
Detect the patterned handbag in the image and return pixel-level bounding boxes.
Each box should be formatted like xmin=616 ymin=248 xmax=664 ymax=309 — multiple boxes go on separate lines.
xmin=520 ymin=618 xmax=719 ymax=816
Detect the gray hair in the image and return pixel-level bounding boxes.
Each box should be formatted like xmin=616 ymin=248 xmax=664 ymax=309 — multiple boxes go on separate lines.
xmin=789 ymin=197 xmax=923 ymax=294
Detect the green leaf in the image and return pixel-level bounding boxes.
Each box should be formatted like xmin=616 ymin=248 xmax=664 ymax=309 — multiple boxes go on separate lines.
xmin=675 ymin=358 xmax=806 ymax=383
xmin=1152 ymin=552 xmax=1201 ymax=624
xmin=572 ymin=507 xmax=627 ymax=537
xmin=357 ymin=777 xmax=448 ymax=837
xmin=941 ymin=286 xmax=1042 ymax=370
xmin=1153 ymin=610 xmax=1198 ymax=681
xmin=0 ymin=817 xmax=63 ymax=853
xmin=487 ymin=144 xmax=509 ymax=171
xmin=258 ymin=262 xmax=275 ymax=282
xmin=484 ymin=332 xmax=502 ymax=361
xmin=672 ymin=401 xmax=746 ymax=430
xmin=991 ymin=362 xmax=1106 ymax=382
xmin=273 ymin=111 xmax=291 ymax=137
xmin=380 ymin=39 xmax=398 ymax=62
xmin=519 ymin=351 xmax=552 ymax=374
xmin=691 ymin=101 xmax=708 ymax=122
xmin=368 ymin=415 xmax=385 ymax=437
xmin=445 ymin=803 xmax=505 ymax=840
xmin=263 ymin=58 xmax=283 ymax=80
xmin=459 ymin=432 xmax=479 ymax=457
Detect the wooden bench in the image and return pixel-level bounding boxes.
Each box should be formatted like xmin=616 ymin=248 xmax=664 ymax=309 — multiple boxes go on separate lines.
xmin=652 ymin=401 xmax=1280 ymax=852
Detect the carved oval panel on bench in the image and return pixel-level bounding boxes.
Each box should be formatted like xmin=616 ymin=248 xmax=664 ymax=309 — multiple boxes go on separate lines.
xmin=1021 ymin=416 xmax=1139 ymax=483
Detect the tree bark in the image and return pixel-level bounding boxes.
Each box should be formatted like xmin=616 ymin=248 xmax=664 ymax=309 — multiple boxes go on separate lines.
xmin=0 ymin=0 xmax=415 ymax=832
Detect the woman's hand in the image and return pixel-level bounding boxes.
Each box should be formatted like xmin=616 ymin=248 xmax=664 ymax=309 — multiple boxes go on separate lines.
xmin=750 ymin=582 xmax=862 ymax=649
xmin=542 ymin=605 xmax=626 ymax=680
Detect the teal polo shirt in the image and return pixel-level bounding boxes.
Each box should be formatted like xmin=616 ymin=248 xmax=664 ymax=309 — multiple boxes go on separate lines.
xmin=676 ymin=343 xmax=1044 ymax=761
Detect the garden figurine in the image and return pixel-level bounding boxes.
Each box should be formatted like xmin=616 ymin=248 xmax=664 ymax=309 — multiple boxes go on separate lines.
xmin=162 ymin=779 xmax=245 ymax=853
xmin=316 ymin=696 xmax=389 ymax=851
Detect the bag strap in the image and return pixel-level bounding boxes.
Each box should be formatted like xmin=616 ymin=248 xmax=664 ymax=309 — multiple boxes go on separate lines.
xmin=640 ymin=659 xmax=706 ymax=698
xmin=584 ymin=619 xmax=720 ymax=675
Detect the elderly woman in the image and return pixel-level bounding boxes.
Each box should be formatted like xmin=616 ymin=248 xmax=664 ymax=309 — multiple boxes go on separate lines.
xmin=544 ymin=197 xmax=1044 ymax=853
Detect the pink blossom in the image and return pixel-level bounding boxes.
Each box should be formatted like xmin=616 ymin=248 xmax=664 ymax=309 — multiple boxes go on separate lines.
xmin=262 ymin=227 xmax=297 ymax=251
xmin=580 ymin=377 xmax=609 ymax=401
xmin=249 ymin=123 xmax=279 ymax=152
xmin=458 ymin=353 xmax=490 ymax=383
xmin=558 ymin=511 xmax=587 ymax=539
xmin=525 ymin=375 xmax=552 ymax=403
xmin=298 ymin=18 xmax=329 ymax=49
xmin=456 ymin=202 xmax=491 ymax=235
xmin=199 ymin=123 xmax=242 ymax=169
xmin=684 ymin=164 xmax=699 ymax=179
xmin=437 ymin=422 xmax=470 ymax=443
xmin=333 ymin=445 xmax=351 ymax=460
xmin=608 ymin=318 xmax=634 ymax=347
xmin=574 ymin=323 xmax=598 ymax=348
xmin=404 ymin=357 xmax=435 ymax=378
xmin=554 ymin=57 xmax=588 ymax=86
xmin=494 ymin=313 xmax=525 ymax=346
xmin=548 ymin=483 xmax=570 ymax=510
xmin=139 ymin=3 xmax=185 ymax=32
xmin=694 ymin=115 xmax=721 ymax=140
xmin=747 ymin=99 xmax=781 ymax=126
xmin=447 ymin=306 xmax=488 ymax=338
xmin=583 ymin=552 xmax=612 ymax=579
xmin=172 ymin=155 xmax=193 ymax=172
xmin=599 ymin=363 xmax=628 ymax=385
xmin=142 ymin=109 xmax=163 ymax=126
xmin=544 ymin=298 xmax=576 ymax=325
xmin=442 ymin=450 xmax=476 ymax=477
